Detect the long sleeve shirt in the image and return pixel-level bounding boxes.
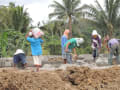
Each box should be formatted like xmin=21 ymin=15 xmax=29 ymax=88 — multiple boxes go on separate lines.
xmin=27 ymin=37 xmax=43 ymax=55
xmin=91 ymin=36 xmax=101 ymax=49
xmin=61 ymin=35 xmax=68 ymax=53
xmin=108 ymin=38 xmax=119 ymax=48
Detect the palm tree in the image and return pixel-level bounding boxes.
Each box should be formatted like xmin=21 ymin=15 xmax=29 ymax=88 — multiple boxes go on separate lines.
xmin=82 ymin=0 xmax=120 ymax=37
xmin=0 ymin=5 xmax=12 ymax=30
xmin=49 ymin=0 xmax=82 ymax=36
xmin=0 ymin=3 xmax=32 ymax=33
xmin=11 ymin=5 xmax=32 ymax=33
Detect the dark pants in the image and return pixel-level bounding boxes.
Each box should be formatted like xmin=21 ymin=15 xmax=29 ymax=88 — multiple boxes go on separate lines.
xmin=92 ymin=48 xmax=98 ymax=59
xmin=13 ymin=53 xmax=27 ymax=68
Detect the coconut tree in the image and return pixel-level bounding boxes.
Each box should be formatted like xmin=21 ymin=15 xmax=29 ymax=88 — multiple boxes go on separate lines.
xmin=82 ymin=0 xmax=120 ymax=37
xmin=0 ymin=5 xmax=13 ymax=30
xmin=49 ymin=0 xmax=82 ymax=36
xmin=0 ymin=3 xmax=32 ymax=33
xmin=11 ymin=5 xmax=32 ymax=33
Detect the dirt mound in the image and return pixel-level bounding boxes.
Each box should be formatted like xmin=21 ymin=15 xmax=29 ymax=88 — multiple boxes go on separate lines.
xmin=0 ymin=66 xmax=120 ymax=90
xmin=58 ymin=66 xmax=120 ymax=90
xmin=0 ymin=69 xmax=74 ymax=90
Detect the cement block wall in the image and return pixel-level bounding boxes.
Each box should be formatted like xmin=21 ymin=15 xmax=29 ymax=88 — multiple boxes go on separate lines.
xmin=0 ymin=55 xmax=62 ymax=67
xmin=0 ymin=54 xmax=110 ymax=67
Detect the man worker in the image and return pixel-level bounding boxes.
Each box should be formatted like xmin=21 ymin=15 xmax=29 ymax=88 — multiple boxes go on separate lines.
xmin=104 ymin=35 xmax=120 ymax=65
xmin=64 ymin=38 xmax=84 ymax=64
xmin=108 ymin=38 xmax=120 ymax=65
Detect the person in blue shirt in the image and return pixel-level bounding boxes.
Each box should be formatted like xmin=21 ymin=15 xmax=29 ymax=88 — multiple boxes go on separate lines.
xmin=61 ymin=29 xmax=70 ymax=64
xmin=26 ymin=29 xmax=43 ymax=72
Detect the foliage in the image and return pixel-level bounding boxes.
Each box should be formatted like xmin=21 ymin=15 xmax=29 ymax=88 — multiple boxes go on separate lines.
xmin=11 ymin=5 xmax=32 ymax=33
xmin=0 ymin=30 xmax=30 ymax=57
xmin=82 ymin=0 xmax=120 ymax=37
xmin=0 ymin=32 xmax=8 ymax=57
xmin=0 ymin=3 xmax=31 ymax=32
xmin=43 ymin=35 xmax=61 ymax=55
xmin=49 ymin=0 xmax=82 ymax=32
xmin=0 ymin=3 xmax=32 ymax=57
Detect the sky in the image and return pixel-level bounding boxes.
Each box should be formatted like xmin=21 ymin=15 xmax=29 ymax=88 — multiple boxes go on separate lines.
xmin=0 ymin=0 xmax=104 ymax=26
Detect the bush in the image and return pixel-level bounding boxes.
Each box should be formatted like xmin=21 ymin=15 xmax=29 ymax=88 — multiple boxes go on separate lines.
xmin=43 ymin=35 xmax=61 ymax=55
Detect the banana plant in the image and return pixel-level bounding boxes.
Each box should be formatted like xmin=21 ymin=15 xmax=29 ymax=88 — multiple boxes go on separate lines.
xmin=0 ymin=32 xmax=8 ymax=57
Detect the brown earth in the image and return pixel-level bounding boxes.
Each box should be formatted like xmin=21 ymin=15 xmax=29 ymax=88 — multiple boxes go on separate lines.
xmin=48 ymin=57 xmax=63 ymax=62
xmin=0 ymin=69 xmax=75 ymax=90
xmin=57 ymin=66 xmax=120 ymax=90
xmin=0 ymin=66 xmax=120 ymax=90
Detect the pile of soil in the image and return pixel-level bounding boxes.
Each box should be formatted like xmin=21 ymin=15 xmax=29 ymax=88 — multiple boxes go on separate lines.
xmin=0 ymin=69 xmax=74 ymax=90
xmin=0 ymin=66 xmax=120 ymax=90
xmin=57 ymin=66 xmax=120 ymax=90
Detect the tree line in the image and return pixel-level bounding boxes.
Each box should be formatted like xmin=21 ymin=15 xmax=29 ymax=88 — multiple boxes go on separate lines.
xmin=0 ymin=0 xmax=120 ymax=57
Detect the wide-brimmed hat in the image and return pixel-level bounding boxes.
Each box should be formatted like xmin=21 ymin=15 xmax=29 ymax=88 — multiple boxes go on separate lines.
xmin=14 ymin=49 xmax=24 ymax=55
xmin=92 ymin=30 xmax=98 ymax=36
xmin=75 ymin=38 xmax=84 ymax=46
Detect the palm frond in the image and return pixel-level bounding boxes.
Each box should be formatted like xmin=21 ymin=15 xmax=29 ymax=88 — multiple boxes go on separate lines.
xmin=82 ymin=4 xmax=100 ymax=17
xmin=105 ymin=0 xmax=109 ymax=13
xmin=112 ymin=0 xmax=120 ymax=20
xmin=72 ymin=0 xmax=81 ymax=10
xmin=49 ymin=12 xmax=65 ymax=19
xmin=95 ymin=0 xmax=107 ymax=19
xmin=49 ymin=1 xmax=65 ymax=10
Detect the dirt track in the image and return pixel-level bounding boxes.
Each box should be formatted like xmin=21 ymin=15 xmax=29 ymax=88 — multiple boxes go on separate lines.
xmin=0 ymin=66 xmax=120 ymax=90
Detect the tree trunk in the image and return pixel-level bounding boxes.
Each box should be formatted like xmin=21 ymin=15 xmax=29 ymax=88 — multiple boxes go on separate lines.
xmin=107 ymin=23 xmax=113 ymax=38
xmin=68 ymin=15 xmax=72 ymax=38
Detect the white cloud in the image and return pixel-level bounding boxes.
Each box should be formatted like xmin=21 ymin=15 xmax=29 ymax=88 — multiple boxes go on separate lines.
xmin=25 ymin=3 xmax=48 ymax=26
xmin=24 ymin=0 xmax=55 ymax=26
